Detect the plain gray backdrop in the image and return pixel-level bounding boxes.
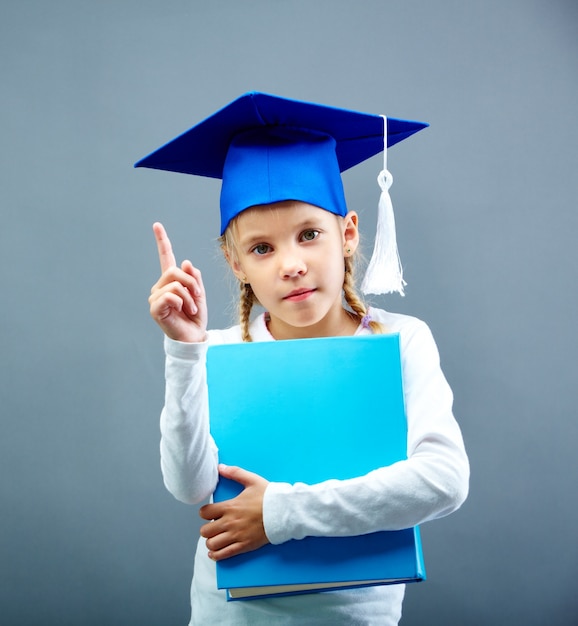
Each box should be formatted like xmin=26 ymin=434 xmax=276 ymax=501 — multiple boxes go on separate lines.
xmin=1 ymin=1 xmax=577 ymax=624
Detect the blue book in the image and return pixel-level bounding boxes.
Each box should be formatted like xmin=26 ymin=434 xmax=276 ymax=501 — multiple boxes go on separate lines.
xmin=207 ymin=334 xmax=425 ymax=601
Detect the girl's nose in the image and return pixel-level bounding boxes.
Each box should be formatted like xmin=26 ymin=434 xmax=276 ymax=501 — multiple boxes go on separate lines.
xmin=279 ymin=252 xmax=307 ymax=279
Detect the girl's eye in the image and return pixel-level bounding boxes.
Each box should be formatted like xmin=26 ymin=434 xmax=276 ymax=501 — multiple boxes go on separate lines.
xmin=252 ymin=243 xmax=271 ymax=256
xmin=301 ymin=229 xmax=319 ymax=242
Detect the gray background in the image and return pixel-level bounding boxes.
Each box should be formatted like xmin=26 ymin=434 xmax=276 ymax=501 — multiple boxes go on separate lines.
xmin=1 ymin=1 xmax=577 ymax=624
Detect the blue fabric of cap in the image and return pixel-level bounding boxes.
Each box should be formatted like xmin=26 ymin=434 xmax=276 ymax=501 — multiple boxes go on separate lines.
xmin=220 ymin=127 xmax=347 ymax=233
xmin=134 ymin=92 xmax=428 ymax=234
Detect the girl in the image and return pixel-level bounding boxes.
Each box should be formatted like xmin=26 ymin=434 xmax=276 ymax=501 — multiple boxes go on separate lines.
xmin=140 ymin=92 xmax=469 ymax=625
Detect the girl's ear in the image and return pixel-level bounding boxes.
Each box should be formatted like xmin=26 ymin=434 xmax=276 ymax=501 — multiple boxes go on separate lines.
xmin=223 ymin=247 xmax=247 ymax=283
xmin=343 ymin=211 xmax=360 ymax=257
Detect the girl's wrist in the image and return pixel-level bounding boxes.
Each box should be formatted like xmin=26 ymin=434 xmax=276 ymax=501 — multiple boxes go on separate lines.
xmin=164 ymin=334 xmax=208 ymax=360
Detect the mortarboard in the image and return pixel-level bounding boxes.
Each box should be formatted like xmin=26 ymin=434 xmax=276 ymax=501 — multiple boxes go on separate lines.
xmin=135 ymin=92 xmax=428 ymax=295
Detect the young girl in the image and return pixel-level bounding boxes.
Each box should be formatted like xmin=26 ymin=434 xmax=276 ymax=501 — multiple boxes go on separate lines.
xmin=139 ymin=92 xmax=469 ymax=625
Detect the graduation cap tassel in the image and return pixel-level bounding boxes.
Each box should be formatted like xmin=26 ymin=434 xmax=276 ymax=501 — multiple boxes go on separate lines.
xmin=361 ymin=116 xmax=406 ymax=296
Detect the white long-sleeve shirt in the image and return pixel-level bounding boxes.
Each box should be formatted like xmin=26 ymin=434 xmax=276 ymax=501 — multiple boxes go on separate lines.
xmin=159 ymin=308 xmax=469 ymax=625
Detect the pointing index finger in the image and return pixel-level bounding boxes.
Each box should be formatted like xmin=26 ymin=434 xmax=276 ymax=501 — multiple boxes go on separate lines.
xmin=153 ymin=222 xmax=177 ymax=272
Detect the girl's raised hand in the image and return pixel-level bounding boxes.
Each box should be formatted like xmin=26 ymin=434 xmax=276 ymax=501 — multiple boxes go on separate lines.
xmin=149 ymin=222 xmax=208 ymax=343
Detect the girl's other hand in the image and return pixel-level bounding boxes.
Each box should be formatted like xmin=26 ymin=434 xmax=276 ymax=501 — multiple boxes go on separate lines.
xmin=149 ymin=222 xmax=208 ymax=343
xmin=199 ymin=464 xmax=270 ymax=561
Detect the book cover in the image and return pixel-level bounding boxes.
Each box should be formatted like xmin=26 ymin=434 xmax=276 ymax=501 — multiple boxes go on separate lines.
xmin=206 ymin=333 xmax=425 ymax=601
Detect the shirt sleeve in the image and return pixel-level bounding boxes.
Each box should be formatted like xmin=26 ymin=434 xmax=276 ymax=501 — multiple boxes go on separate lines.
xmin=262 ymin=320 xmax=470 ymax=545
xmin=159 ymin=336 xmax=219 ymax=504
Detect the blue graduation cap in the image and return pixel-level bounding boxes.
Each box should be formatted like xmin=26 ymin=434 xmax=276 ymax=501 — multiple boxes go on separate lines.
xmin=135 ymin=92 xmax=428 ymax=295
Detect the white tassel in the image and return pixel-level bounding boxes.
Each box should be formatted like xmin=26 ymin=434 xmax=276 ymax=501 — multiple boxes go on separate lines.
xmin=361 ymin=116 xmax=406 ymax=296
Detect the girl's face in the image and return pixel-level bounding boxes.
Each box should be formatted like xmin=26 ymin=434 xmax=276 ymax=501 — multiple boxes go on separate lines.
xmin=227 ymin=201 xmax=359 ymax=340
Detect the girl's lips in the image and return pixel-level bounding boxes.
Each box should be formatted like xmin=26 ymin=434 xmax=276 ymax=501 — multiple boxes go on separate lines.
xmin=283 ymin=288 xmax=316 ymax=302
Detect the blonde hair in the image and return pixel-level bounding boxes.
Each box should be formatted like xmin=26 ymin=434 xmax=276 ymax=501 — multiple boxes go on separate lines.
xmin=220 ymin=213 xmax=384 ymax=342
xmin=343 ymin=256 xmax=384 ymax=335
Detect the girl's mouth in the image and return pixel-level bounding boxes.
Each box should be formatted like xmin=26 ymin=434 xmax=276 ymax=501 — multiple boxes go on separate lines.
xmin=283 ymin=288 xmax=316 ymax=302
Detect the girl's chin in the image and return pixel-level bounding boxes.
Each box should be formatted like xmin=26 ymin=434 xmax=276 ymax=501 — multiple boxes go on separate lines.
xmin=267 ymin=311 xmax=347 ymax=339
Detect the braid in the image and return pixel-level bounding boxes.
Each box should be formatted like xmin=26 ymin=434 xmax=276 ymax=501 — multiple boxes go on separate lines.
xmin=343 ymin=256 xmax=384 ymax=334
xmin=343 ymin=257 xmax=366 ymax=318
xmin=220 ymin=226 xmax=256 ymax=342
xmin=240 ymin=282 xmax=255 ymax=342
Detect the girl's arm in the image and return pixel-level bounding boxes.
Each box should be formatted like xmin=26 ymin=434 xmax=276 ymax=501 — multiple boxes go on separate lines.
xmin=159 ymin=338 xmax=219 ymax=504
xmin=150 ymin=222 xmax=218 ymax=503
xmin=262 ymin=318 xmax=470 ymax=544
